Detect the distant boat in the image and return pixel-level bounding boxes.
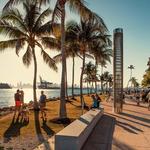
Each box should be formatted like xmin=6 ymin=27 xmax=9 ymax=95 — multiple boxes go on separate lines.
xmin=0 ymin=83 xmax=12 ymax=89
xmin=38 ymin=76 xmax=60 ymax=89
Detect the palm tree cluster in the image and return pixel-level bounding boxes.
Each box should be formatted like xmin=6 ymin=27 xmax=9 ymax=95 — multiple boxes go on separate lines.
xmin=0 ymin=0 xmax=112 ymax=119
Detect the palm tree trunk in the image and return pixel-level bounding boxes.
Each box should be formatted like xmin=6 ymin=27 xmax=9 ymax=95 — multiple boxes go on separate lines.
xmin=95 ymin=60 xmax=98 ymax=93
xmin=87 ymin=82 xmax=89 ymax=95
xmin=65 ymin=67 xmax=69 ymax=101
xmin=72 ymin=56 xmax=75 ymax=99
xmin=32 ymin=46 xmax=38 ymax=109
xmin=80 ymin=53 xmax=85 ymax=114
xmin=60 ymin=3 xmax=67 ymax=119
xmin=101 ymin=66 xmax=104 ymax=93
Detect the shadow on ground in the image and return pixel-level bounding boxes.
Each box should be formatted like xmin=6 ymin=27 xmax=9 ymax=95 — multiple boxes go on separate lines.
xmin=3 ymin=114 xmax=29 ymax=143
xmin=34 ymin=110 xmax=55 ymax=150
xmin=120 ymin=112 xmax=150 ymax=124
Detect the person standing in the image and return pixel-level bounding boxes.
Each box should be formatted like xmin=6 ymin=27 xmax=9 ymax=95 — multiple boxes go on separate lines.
xmin=39 ymin=91 xmax=47 ymax=118
xmin=14 ymin=89 xmax=21 ymax=116
xmin=20 ymin=90 xmax=24 ymax=104
xmin=146 ymin=91 xmax=150 ymax=110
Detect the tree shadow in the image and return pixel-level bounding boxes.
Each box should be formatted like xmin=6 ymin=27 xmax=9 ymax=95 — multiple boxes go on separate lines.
xmin=34 ymin=110 xmax=50 ymax=150
xmin=124 ymin=108 xmax=150 ymax=117
xmin=3 ymin=114 xmax=29 ymax=143
xmin=125 ymin=102 xmax=147 ymax=108
xmin=116 ymin=120 xmax=143 ymax=134
xmin=120 ymin=112 xmax=150 ymax=124
xmin=34 ymin=110 xmax=55 ymax=150
xmin=105 ymin=112 xmax=150 ymax=128
xmin=112 ymin=138 xmax=135 ymax=150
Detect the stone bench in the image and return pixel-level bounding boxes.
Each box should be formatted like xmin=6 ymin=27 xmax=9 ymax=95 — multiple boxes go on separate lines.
xmin=55 ymin=107 xmax=104 ymax=150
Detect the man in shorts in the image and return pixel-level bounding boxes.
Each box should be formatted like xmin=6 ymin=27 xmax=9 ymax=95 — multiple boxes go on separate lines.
xmin=14 ymin=89 xmax=21 ymax=116
xmin=39 ymin=91 xmax=47 ymax=118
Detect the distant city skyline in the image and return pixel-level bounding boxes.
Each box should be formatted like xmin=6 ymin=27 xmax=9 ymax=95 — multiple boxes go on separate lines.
xmin=0 ymin=0 xmax=150 ymax=87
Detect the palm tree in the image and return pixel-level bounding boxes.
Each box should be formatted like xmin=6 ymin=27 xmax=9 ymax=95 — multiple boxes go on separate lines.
xmin=3 ymin=0 xmax=50 ymax=11
xmin=52 ymin=0 xmax=108 ymax=118
xmin=67 ymin=19 xmax=104 ymax=112
xmin=53 ymin=21 xmax=80 ymax=100
xmin=84 ymin=62 xmax=95 ymax=94
xmin=130 ymin=77 xmax=139 ymax=88
xmin=103 ymin=71 xmax=110 ymax=93
xmin=90 ymin=41 xmax=112 ymax=93
xmin=0 ymin=1 xmax=57 ymax=109
xmin=147 ymin=57 xmax=150 ymax=71
xmin=127 ymin=65 xmax=135 ymax=88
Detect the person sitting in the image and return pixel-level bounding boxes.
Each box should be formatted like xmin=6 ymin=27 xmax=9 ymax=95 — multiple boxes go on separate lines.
xmin=91 ymin=95 xmax=99 ymax=109
xmin=21 ymin=104 xmax=29 ymax=121
xmin=95 ymin=93 xmax=101 ymax=108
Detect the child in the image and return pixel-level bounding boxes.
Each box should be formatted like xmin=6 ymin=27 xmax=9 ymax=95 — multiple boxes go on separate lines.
xmin=21 ymin=104 xmax=29 ymax=121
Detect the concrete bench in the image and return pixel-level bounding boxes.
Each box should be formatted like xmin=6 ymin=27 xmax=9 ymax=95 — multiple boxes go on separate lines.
xmin=55 ymin=107 xmax=104 ymax=150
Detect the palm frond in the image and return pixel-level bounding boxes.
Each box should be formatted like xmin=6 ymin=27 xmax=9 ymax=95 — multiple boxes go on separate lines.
xmin=41 ymin=49 xmax=58 ymax=71
xmin=41 ymin=37 xmax=60 ymax=50
xmin=23 ymin=1 xmax=40 ymax=30
xmin=36 ymin=41 xmax=58 ymax=71
xmin=36 ymin=21 xmax=60 ymax=36
xmin=0 ymin=20 xmax=27 ymax=38
xmin=68 ymin=0 xmax=108 ymax=31
xmin=53 ymin=53 xmax=62 ymax=63
xmin=0 ymin=39 xmax=18 ymax=52
xmin=1 ymin=8 xmax=28 ymax=32
xmin=3 ymin=0 xmax=24 ymax=12
xmin=22 ymin=45 xmax=32 ymax=67
xmin=52 ymin=0 xmax=62 ymax=22
xmin=85 ymin=53 xmax=94 ymax=59
xmin=33 ymin=8 xmax=52 ymax=32
xmin=16 ymin=38 xmax=26 ymax=56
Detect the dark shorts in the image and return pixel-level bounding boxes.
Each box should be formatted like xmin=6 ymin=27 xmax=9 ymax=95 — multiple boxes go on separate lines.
xmin=40 ymin=102 xmax=46 ymax=108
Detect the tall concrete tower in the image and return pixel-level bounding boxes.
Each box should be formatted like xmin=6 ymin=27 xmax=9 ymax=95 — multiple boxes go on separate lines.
xmin=113 ymin=28 xmax=123 ymax=113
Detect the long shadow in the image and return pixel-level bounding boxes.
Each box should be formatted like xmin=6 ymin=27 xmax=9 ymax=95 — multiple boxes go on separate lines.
xmin=3 ymin=114 xmax=29 ymax=143
xmin=34 ymin=110 xmax=51 ymax=150
xmin=125 ymin=102 xmax=147 ymax=108
xmin=117 ymin=121 xmax=143 ymax=132
xmin=82 ymin=115 xmax=116 ymax=150
xmin=120 ymin=112 xmax=150 ymax=124
xmin=116 ymin=120 xmax=143 ymax=134
xmin=124 ymin=108 xmax=150 ymax=117
xmin=105 ymin=112 xmax=150 ymax=128
xmin=41 ymin=118 xmax=55 ymax=137
xmin=113 ymin=138 xmax=135 ymax=150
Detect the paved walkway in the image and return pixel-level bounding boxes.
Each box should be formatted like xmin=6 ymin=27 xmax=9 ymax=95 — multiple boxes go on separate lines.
xmin=34 ymin=97 xmax=150 ymax=150
xmin=82 ymin=98 xmax=150 ymax=150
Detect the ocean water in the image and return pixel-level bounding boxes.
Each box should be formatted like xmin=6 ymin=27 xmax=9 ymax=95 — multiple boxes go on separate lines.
xmin=0 ymin=88 xmax=90 ymax=108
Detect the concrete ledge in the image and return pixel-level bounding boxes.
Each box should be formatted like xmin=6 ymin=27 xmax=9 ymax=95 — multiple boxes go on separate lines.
xmin=55 ymin=107 xmax=104 ymax=150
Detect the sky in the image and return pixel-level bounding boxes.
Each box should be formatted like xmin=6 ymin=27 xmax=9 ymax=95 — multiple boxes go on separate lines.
xmin=0 ymin=0 xmax=150 ymax=87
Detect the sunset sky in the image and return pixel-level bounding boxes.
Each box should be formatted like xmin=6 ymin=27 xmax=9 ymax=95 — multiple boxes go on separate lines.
xmin=0 ymin=0 xmax=150 ymax=87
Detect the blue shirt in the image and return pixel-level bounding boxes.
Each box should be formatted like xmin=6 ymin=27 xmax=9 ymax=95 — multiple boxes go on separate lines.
xmin=40 ymin=94 xmax=46 ymax=103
